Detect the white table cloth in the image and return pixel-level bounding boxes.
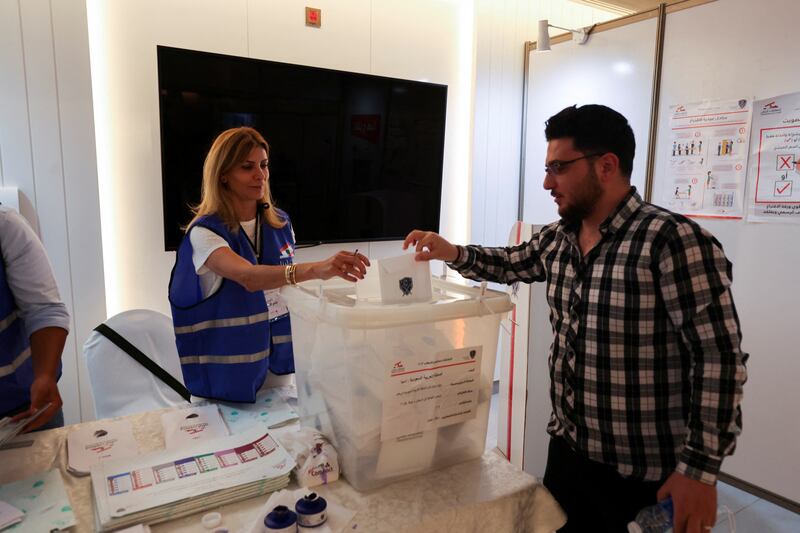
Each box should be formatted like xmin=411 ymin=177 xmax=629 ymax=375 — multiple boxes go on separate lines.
xmin=0 ymin=407 xmax=566 ymax=532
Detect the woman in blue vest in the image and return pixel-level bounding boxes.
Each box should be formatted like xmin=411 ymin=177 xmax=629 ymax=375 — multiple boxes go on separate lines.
xmin=169 ymin=127 xmax=369 ymax=402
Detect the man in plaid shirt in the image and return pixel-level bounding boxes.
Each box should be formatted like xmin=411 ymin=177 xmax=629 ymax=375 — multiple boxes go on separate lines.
xmin=404 ymin=105 xmax=747 ymax=533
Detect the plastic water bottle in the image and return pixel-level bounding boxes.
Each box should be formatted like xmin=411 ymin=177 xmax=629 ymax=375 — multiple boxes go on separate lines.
xmin=627 ymin=498 xmax=674 ymax=533
xmin=628 ymin=497 xmax=736 ymax=533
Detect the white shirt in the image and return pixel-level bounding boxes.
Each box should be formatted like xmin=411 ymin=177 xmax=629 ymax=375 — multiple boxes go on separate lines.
xmin=189 ymin=220 xmax=288 ymax=320
xmin=0 ymin=206 xmax=70 ymax=336
xmin=189 ymin=219 xmax=257 ymax=297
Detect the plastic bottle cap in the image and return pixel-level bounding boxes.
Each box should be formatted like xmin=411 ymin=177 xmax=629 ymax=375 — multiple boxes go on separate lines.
xmin=202 ymin=511 xmax=222 ymax=529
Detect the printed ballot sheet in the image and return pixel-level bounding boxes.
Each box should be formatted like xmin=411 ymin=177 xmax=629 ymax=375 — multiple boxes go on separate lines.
xmin=381 ymin=345 xmax=482 ymax=441
xmin=161 ymin=405 xmax=229 ymax=450
xmin=747 ymin=92 xmax=800 ymax=222
xmin=659 ymin=98 xmax=752 ymax=218
xmin=91 ymin=427 xmax=294 ymax=521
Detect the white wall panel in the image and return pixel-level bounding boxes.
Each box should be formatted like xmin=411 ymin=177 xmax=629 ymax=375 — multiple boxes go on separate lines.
xmin=51 ymin=0 xmax=106 ymax=423
xmin=248 ymin=0 xmax=371 ymax=73
xmin=0 ymin=0 xmax=105 ymax=424
xmin=89 ymin=0 xmax=249 ymax=316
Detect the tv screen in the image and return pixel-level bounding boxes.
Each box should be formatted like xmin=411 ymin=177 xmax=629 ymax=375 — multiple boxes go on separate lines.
xmin=157 ymin=46 xmax=447 ymax=250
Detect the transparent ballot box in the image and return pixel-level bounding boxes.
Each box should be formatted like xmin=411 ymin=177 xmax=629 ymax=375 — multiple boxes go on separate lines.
xmin=282 ymin=278 xmax=512 ymax=491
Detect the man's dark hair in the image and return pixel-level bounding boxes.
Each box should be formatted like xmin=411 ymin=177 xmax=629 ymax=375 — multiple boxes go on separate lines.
xmin=544 ymin=104 xmax=635 ymax=178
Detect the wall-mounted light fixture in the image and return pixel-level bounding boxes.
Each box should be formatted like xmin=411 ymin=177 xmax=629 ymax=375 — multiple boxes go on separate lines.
xmin=537 ymin=19 xmax=595 ymax=52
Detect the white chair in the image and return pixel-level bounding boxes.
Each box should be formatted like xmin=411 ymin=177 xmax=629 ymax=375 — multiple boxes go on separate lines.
xmin=83 ymin=309 xmax=189 ymax=419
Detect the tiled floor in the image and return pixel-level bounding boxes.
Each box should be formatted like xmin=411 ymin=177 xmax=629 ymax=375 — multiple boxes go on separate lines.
xmin=485 ymin=391 xmax=800 ymax=532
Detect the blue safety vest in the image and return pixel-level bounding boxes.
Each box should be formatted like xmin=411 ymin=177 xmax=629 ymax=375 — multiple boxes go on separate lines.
xmin=0 ymin=252 xmax=34 ymax=415
xmin=168 ymin=211 xmax=295 ymax=402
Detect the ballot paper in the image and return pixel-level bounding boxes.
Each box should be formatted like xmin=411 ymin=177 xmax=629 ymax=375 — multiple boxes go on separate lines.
xmin=0 ymin=501 xmax=24 ymax=530
xmin=0 ymin=469 xmax=76 ymax=532
xmin=0 ymin=403 xmax=51 ymax=446
xmin=91 ymin=426 xmax=294 ymax=531
xmin=67 ymin=418 xmax=140 ymax=476
xmin=215 ymin=387 xmax=298 ymax=434
xmin=161 ymin=405 xmax=229 ymax=450
xmin=377 ymin=253 xmax=432 ymax=304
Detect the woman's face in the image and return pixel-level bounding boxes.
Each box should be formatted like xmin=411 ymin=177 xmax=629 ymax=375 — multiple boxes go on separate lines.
xmin=223 ymin=146 xmax=269 ymax=206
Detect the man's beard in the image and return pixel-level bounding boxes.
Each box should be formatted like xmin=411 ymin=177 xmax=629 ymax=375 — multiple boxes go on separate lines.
xmin=559 ymin=167 xmax=603 ymax=223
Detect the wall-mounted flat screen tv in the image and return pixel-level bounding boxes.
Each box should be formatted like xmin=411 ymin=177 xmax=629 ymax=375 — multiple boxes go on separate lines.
xmin=157 ymin=46 xmax=447 ymax=251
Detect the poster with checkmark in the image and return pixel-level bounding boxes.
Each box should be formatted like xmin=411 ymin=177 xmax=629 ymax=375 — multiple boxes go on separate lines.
xmin=748 ymin=91 xmax=800 ymax=222
xmin=658 ymin=98 xmax=752 ymax=219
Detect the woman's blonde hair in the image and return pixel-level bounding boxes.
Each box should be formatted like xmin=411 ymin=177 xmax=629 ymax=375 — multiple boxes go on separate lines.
xmin=187 ymin=127 xmax=286 ymax=232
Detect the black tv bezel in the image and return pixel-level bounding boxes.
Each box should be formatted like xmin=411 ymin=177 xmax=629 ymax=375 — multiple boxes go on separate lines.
xmin=156 ymin=45 xmax=448 ymax=251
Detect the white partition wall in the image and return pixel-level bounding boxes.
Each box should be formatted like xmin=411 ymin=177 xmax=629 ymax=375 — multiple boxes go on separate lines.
xmin=652 ymin=0 xmax=800 ymax=504
xmin=522 ymin=15 xmax=657 ymax=225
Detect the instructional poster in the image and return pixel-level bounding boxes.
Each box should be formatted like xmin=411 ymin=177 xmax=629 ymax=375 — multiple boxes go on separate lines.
xmin=382 ymin=346 xmax=482 ymax=441
xmin=660 ymin=98 xmax=752 ymax=218
xmin=748 ymin=92 xmax=800 ymax=222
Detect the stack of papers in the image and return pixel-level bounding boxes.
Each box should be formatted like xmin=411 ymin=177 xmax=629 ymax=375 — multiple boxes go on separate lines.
xmin=91 ymin=427 xmax=294 ymax=531
xmin=67 ymin=419 xmax=140 ymax=476
xmin=0 ymin=403 xmax=51 ymax=446
xmin=214 ymin=387 xmax=299 ymax=434
xmin=0 ymin=469 xmax=76 ymax=531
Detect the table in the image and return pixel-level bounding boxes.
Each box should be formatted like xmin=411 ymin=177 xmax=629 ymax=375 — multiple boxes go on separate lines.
xmin=0 ymin=407 xmax=566 ymax=532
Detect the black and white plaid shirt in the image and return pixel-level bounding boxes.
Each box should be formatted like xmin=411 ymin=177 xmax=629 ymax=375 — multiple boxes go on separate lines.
xmin=450 ymin=188 xmax=747 ymax=484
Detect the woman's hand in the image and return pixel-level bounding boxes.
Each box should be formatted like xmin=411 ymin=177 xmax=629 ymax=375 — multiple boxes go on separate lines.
xmin=313 ymin=251 xmax=371 ymax=282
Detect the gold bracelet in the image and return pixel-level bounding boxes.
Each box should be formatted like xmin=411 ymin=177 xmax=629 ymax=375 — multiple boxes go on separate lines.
xmin=289 ymin=264 xmax=298 ymax=285
xmin=284 ymin=264 xmax=292 ymax=286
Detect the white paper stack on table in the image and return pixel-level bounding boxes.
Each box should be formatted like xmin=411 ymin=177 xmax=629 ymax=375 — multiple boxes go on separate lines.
xmin=91 ymin=427 xmax=294 ymax=531
xmin=0 ymin=469 xmax=77 ymax=531
xmin=67 ymin=419 xmax=140 ymax=476
xmin=213 ymin=386 xmax=299 ymax=434
xmin=0 ymin=403 xmax=51 ymax=447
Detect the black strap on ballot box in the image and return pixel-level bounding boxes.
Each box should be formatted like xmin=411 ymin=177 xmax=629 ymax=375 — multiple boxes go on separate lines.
xmin=93 ymin=323 xmax=191 ymax=403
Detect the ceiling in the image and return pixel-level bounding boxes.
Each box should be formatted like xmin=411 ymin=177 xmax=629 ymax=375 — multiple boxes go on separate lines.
xmin=568 ymin=0 xmax=688 ymax=16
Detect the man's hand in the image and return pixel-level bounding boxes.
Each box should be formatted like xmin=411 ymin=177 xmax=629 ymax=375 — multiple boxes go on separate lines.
xmin=402 ymin=230 xmax=459 ymax=262
xmin=657 ymin=472 xmax=717 ymax=533
xmin=12 ymin=375 xmax=63 ymax=432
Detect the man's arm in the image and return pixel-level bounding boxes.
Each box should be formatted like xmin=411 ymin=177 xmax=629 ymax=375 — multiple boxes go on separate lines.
xmin=655 ymin=220 xmax=748 ymax=532
xmin=1 ymin=208 xmax=70 ymax=430
xmin=22 ymin=326 xmax=67 ymax=431
xmin=403 ymin=229 xmax=549 ymax=285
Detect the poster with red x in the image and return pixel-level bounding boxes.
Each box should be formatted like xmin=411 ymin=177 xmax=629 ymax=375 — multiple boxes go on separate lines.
xmin=748 ymin=92 xmax=800 ymax=222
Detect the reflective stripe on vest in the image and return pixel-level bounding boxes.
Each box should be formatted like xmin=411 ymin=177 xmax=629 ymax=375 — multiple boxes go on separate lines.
xmin=0 ymin=309 xmax=19 ymax=334
xmin=0 ymin=346 xmax=31 ymax=378
xmin=180 ymin=347 xmax=270 ymax=366
xmin=273 ymin=335 xmax=292 ymax=344
xmin=173 ymin=311 xmax=271 ymax=335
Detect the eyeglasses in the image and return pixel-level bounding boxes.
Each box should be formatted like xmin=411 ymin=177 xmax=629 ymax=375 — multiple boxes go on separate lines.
xmin=544 ymin=153 xmax=603 ymax=176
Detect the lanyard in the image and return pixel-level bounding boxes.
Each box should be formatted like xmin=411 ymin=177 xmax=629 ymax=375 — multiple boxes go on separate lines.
xmin=242 ymin=209 xmax=261 ymax=263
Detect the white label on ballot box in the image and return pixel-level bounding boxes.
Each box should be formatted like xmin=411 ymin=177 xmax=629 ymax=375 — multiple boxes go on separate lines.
xmin=382 ymin=346 xmax=482 ymax=441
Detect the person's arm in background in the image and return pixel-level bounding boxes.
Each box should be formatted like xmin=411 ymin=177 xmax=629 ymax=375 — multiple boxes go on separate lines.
xmin=1 ymin=208 xmax=70 ymax=431
xmin=402 ymin=229 xmax=548 ymax=285
xmin=654 ymin=220 xmax=748 ymax=533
